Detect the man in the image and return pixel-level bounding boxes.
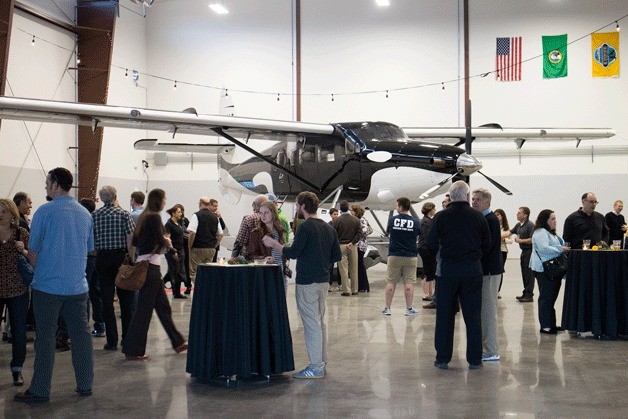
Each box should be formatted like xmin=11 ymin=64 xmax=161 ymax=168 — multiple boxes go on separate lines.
xmin=188 ymin=197 xmax=223 ymax=281
xmin=471 ymin=189 xmax=503 ymax=362
xmin=563 ymin=192 xmax=610 ymax=250
xmin=12 ymin=192 xmax=32 ymax=231
xmin=381 ymin=197 xmax=421 ymax=316
xmin=263 ymin=192 xmax=341 ymax=379
xmin=507 ymin=207 xmax=535 ymax=303
xmin=232 ymin=194 xmax=268 ymax=257
xmin=79 ymin=198 xmax=105 ymax=338
xmin=15 ymin=167 xmax=94 ymax=403
xmin=331 ymin=200 xmax=361 ymax=296
xmin=427 ymin=181 xmax=490 ymax=370
xmin=605 ymin=200 xmax=626 ymax=244
xmin=208 ymin=198 xmax=227 ymax=263
xmin=93 ymin=186 xmax=136 ymax=351
xmin=129 ymin=191 xmax=145 ymax=224
xmin=441 ymin=194 xmax=451 ymax=211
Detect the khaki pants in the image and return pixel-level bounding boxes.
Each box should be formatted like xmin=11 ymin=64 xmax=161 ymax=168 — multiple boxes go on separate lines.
xmin=339 ymin=244 xmax=358 ymax=294
xmin=481 ymin=274 xmax=500 ymax=357
xmin=189 ymin=248 xmax=216 ymax=281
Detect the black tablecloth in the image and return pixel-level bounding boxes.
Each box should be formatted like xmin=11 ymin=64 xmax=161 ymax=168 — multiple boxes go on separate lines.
xmin=186 ymin=264 xmax=294 ymax=380
xmin=561 ymin=250 xmax=628 ymax=337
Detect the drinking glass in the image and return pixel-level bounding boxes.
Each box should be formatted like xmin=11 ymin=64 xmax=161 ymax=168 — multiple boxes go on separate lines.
xmin=582 ymin=240 xmax=591 ymax=250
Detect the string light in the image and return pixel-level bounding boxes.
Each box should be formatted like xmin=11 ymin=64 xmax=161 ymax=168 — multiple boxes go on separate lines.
xmin=31 ymin=35 xmax=35 ymax=46
xmin=385 ymin=90 xmax=389 ymax=99
xmin=331 ymin=94 xmax=334 ymax=102
xmin=125 ymin=68 xmax=128 ymax=77
xmin=76 ymin=53 xmax=81 ymax=65
xmin=441 ymin=83 xmax=445 ymax=90
xmin=174 ymin=80 xmax=177 ymax=89
xmin=225 ymin=89 xmax=228 ymax=96
xmin=616 ymin=21 xmax=621 ymax=32
xmin=277 ymin=93 xmax=280 ymax=101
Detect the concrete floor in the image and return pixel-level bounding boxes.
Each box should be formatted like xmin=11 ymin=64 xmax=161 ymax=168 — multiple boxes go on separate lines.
xmin=1 ymin=260 xmax=627 ymax=418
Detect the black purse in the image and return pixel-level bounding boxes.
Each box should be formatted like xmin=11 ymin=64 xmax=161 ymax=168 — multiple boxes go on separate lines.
xmin=536 ymin=250 xmax=567 ymax=280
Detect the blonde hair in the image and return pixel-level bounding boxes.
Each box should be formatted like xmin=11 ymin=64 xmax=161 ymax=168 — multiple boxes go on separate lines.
xmin=0 ymin=199 xmax=20 ymax=230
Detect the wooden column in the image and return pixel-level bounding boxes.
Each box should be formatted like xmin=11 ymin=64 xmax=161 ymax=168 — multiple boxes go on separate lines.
xmin=76 ymin=0 xmax=117 ymax=200
xmin=0 ymin=0 xmax=14 ymax=102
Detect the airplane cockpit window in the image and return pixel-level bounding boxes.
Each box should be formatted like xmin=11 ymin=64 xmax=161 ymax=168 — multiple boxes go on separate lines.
xmin=350 ymin=123 xmax=406 ymax=145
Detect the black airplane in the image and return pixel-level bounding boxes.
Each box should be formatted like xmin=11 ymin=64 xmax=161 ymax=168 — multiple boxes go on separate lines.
xmin=0 ymin=96 xmax=614 ymax=211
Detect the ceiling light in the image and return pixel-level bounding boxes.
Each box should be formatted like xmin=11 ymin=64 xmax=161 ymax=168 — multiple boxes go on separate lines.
xmin=209 ymin=3 xmax=229 ymax=14
xmin=375 ymin=0 xmax=390 ymax=7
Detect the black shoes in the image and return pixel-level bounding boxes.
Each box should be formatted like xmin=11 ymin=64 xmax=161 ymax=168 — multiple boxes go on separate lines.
xmin=184 ymin=287 xmax=192 ymax=295
xmin=469 ymin=363 xmax=483 ymax=370
xmin=12 ymin=371 xmax=23 ymax=386
xmin=518 ymin=297 xmax=534 ymax=303
xmin=540 ymin=328 xmax=557 ymax=335
xmin=173 ymin=294 xmax=188 ymax=299
xmin=434 ymin=361 xmax=449 ymax=370
xmin=75 ymin=388 xmax=92 ymax=397
xmin=103 ymin=343 xmax=118 ymax=351
xmin=14 ymin=390 xmax=49 ymax=403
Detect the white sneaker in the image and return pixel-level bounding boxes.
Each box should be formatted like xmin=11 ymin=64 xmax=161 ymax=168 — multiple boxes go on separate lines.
xmin=482 ymin=354 xmax=501 ymax=362
xmin=405 ymin=307 xmax=419 ymax=316
xmin=381 ymin=307 xmax=391 ymax=316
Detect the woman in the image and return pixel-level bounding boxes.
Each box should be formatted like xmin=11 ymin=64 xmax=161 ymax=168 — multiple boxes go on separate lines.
xmin=494 ymin=209 xmax=511 ymax=299
xmin=246 ymin=201 xmax=286 ymax=288
xmin=351 ymin=204 xmax=371 ymax=292
xmin=165 ymin=204 xmax=187 ymax=299
xmin=0 ymin=199 xmax=29 ymax=386
xmin=531 ymin=209 xmax=570 ymax=335
xmin=418 ymin=202 xmax=436 ymax=301
xmin=178 ymin=206 xmax=192 ymax=295
xmin=122 ymin=189 xmax=187 ymax=360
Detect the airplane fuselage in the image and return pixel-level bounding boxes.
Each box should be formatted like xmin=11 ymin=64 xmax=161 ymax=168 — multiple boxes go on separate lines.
xmin=219 ymin=122 xmax=472 ymax=209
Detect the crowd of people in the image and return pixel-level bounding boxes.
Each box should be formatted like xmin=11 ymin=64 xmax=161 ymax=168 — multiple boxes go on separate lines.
xmin=1 ymin=165 xmax=626 ymax=400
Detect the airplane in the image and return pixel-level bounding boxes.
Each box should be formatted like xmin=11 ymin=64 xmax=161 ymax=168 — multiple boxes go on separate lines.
xmin=0 ymin=96 xmax=615 ymax=213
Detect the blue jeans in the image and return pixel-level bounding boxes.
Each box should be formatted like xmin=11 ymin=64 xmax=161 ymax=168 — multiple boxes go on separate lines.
xmin=28 ymin=290 xmax=93 ymax=398
xmin=0 ymin=291 xmax=29 ymax=371
xmin=86 ymin=255 xmax=105 ymax=333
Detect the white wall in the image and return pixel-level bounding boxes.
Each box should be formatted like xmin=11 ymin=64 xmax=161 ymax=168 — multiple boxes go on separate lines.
xmin=1 ymin=0 xmax=626 ymax=241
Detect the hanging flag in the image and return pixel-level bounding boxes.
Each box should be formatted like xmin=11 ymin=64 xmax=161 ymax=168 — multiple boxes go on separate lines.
xmin=496 ymin=37 xmax=522 ymax=81
xmin=542 ymin=34 xmax=568 ymax=78
xmin=591 ymin=32 xmax=619 ymax=78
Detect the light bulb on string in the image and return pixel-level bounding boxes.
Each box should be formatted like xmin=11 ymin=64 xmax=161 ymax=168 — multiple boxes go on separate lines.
xmin=385 ymin=90 xmax=389 ymax=99
xmin=616 ymin=21 xmax=621 ymax=32
xmin=174 ymin=81 xmax=177 ymax=90
xmin=225 ymin=89 xmax=228 ymax=97
xmin=31 ymin=35 xmax=35 ymax=46
xmin=125 ymin=68 xmax=128 ymax=77
xmin=441 ymin=83 xmax=445 ymax=90
xmin=277 ymin=93 xmax=280 ymax=101
xmin=331 ymin=94 xmax=334 ymax=102
xmin=76 ymin=53 xmax=81 ymax=65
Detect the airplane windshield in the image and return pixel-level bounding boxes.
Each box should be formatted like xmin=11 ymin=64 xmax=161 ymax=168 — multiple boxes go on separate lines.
xmin=342 ymin=122 xmax=407 ymax=145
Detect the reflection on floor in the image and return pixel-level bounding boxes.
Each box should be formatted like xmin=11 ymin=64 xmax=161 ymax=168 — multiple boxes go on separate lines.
xmin=1 ymin=260 xmax=626 ymax=417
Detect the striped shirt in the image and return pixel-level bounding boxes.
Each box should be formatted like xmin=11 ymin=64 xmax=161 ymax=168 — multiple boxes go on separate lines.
xmin=92 ymin=204 xmax=135 ymax=251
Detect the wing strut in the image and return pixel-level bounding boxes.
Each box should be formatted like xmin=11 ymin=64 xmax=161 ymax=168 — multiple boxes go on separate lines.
xmin=212 ymin=128 xmax=324 ymax=193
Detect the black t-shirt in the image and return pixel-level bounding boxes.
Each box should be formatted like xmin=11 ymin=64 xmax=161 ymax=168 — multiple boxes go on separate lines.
xmin=165 ymin=219 xmax=185 ymax=252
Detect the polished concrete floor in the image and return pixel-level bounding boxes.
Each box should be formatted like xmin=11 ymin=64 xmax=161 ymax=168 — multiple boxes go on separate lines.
xmin=1 ymin=260 xmax=626 ymax=418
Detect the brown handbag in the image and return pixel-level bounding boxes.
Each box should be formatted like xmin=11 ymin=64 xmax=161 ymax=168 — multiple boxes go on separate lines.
xmin=115 ymin=257 xmax=149 ymax=291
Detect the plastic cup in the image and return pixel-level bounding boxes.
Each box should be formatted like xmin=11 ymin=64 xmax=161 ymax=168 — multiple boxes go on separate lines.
xmin=582 ymin=240 xmax=591 ymax=250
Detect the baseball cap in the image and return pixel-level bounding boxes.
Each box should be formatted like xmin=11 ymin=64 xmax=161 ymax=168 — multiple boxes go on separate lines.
xmin=266 ymin=194 xmax=278 ymax=202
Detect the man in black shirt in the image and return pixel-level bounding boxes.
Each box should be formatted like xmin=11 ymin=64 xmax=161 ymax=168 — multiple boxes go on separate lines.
xmin=563 ymin=192 xmax=609 ymax=250
xmin=605 ymin=200 xmax=626 ymax=244
xmin=427 ymin=181 xmax=490 ymax=370
xmin=506 ymin=207 xmax=535 ymax=302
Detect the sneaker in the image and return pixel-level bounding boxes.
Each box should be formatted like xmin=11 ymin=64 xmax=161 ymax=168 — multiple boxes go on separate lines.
xmin=381 ymin=307 xmax=391 ymax=316
xmin=91 ymin=330 xmax=105 ymax=338
xmin=434 ymin=361 xmax=449 ymax=370
xmin=405 ymin=307 xmax=419 ymax=316
xmin=293 ymin=366 xmax=324 ymax=379
xmin=482 ymin=354 xmax=501 ymax=362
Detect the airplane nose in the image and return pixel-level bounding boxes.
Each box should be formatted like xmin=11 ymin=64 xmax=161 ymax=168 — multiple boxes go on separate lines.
xmin=456 ymin=153 xmax=482 ymax=176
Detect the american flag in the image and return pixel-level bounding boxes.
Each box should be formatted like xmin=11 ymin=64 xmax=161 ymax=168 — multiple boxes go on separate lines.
xmin=496 ymin=37 xmax=522 ymax=81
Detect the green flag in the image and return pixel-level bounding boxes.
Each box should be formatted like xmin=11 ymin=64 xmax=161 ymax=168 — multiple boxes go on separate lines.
xmin=542 ymin=34 xmax=568 ymax=78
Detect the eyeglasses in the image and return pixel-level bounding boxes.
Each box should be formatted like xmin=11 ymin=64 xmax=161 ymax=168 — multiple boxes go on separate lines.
xmin=585 ymin=200 xmax=599 ymax=204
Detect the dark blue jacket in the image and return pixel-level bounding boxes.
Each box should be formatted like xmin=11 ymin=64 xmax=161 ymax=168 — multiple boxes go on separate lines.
xmin=482 ymin=211 xmax=504 ymax=276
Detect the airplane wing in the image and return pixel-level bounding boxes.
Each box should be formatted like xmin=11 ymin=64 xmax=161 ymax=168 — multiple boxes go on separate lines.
xmin=134 ymin=139 xmax=236 ymax=154
xmin=402 ymin=126 xmax=615 ymax=148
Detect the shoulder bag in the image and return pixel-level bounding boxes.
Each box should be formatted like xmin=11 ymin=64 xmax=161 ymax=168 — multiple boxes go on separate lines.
xmin=115 ymin=256 xmax=149 ymax=291
xmin=535 ymin=248 xmax=567 ymax=280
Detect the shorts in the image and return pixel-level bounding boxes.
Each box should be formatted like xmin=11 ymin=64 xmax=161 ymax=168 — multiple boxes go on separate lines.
xmin=386 ymin=256 xmax=418 ymax=285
